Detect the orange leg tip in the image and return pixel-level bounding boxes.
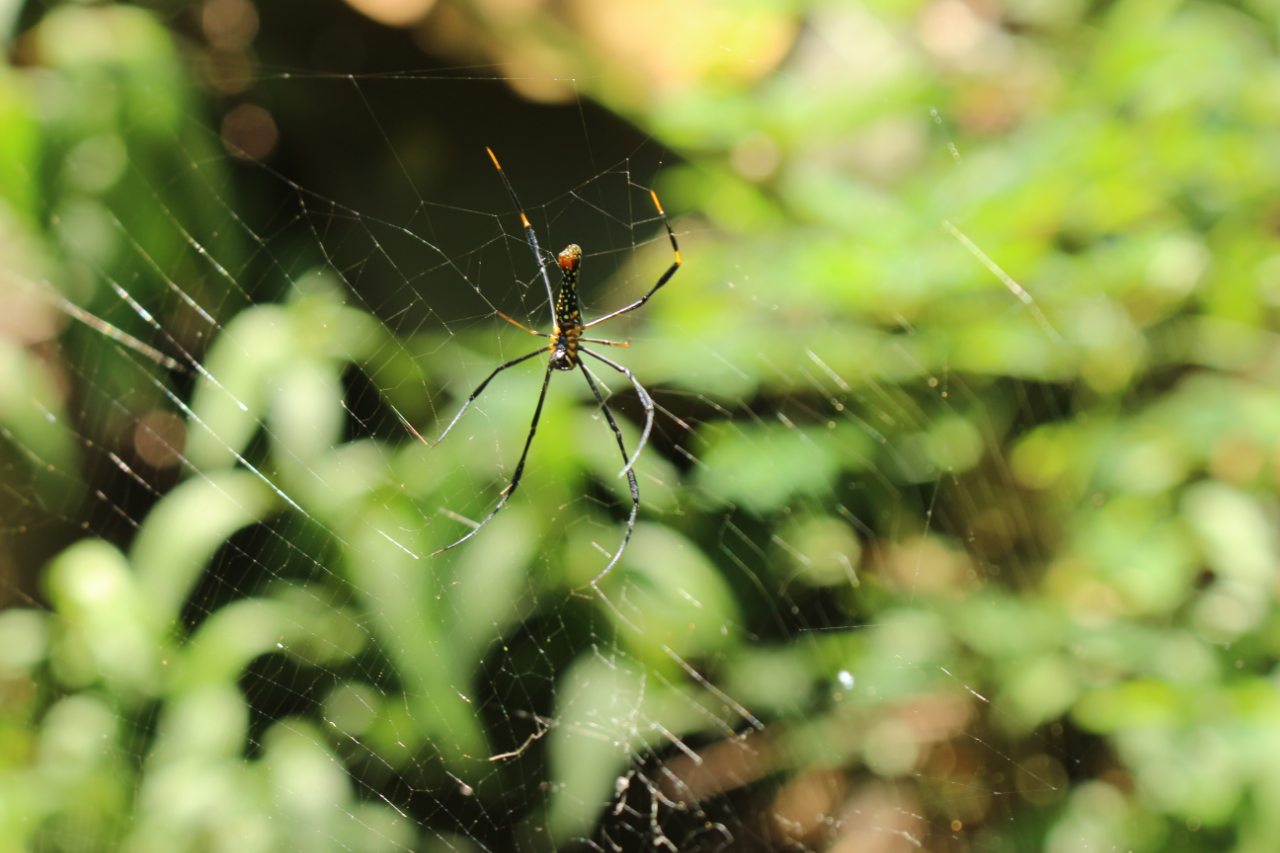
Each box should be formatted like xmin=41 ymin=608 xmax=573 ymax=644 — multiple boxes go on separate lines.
xmin=649 ymin=190 xmax=665 ymax=214
xmin=487 ymin=147 xmax=501 ymax=168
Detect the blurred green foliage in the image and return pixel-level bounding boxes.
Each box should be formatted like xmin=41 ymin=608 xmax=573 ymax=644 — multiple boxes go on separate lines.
xmin=3 ymin=0 xmax=1280 ymax=851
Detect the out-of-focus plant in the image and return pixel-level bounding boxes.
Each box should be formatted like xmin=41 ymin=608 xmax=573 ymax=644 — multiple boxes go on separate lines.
xmin=5 ymin=0 xmax=1280 ymax=851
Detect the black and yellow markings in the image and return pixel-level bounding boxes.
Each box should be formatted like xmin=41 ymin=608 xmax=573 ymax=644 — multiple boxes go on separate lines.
xmin=550 ymin=244 xmax=585 ymax=370
xmin=649 ymin=191 xmax=683 ymax=266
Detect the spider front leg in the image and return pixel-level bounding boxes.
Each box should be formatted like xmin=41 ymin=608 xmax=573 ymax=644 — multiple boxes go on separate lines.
xmin=428 ymin=358 xmax=555 ymax=557
xmin=579 ymin=365 xmax=640 ymax=586
xmin=581 ymin=190 xmax=681 ymax=330
xmin=487 ymin=147 xmax=557 ymax=316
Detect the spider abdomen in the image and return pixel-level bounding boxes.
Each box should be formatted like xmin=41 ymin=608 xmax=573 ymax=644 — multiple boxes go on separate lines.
xmin=551 ymin=244 xmax=584 ymax=370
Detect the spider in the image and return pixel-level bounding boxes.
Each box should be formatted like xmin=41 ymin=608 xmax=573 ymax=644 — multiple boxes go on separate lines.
xmin=418 ymin=148 xmax=681 ymax=584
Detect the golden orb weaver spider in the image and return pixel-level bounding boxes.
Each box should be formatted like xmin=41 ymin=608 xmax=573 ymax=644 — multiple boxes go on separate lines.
xmin=419 ymin=148 xmax=681 ymax=584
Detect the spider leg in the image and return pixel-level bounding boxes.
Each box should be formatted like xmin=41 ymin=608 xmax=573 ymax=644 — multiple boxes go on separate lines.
xmin=581 ymin=347 xmax=654 ymax=480
xmin=495 ymin=309 xmax=552 ymax=338
xmin=581 ymin=190 xmax=681 ymax=331
xmin=431 ymin=347 xmax=547 ymax=447
xmin=580 ymin=365 xmax=640 ymax=587
xmin=487 ymin=148 xmax=557 ymax=317
xmin=429 ymin=359 xmax=555 ymax=557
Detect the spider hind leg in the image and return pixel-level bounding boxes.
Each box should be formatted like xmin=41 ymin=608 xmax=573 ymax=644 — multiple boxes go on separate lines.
xmin=579 ymin=365 xmax=641 ymax=585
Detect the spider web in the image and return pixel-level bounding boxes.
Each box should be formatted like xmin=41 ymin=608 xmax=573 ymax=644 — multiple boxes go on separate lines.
xmin=3 ymin=1 xmax=1258 ymax=852
xmin=8 ymin=28 xmax=1070 ymax=853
